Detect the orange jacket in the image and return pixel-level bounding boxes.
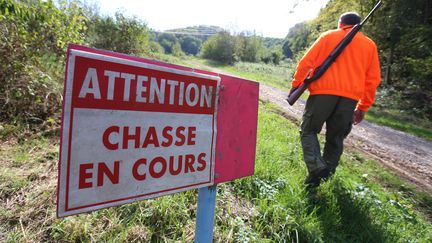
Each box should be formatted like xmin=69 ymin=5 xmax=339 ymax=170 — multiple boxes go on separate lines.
xmin=291 ymin=26 xmax=381 ymax=112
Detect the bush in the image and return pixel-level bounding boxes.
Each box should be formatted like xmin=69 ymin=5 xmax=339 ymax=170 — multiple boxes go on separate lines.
xmin=157 ymin=33 xmax=177 ymax=54
xmin=180 ymin=36 xmax=201 ymax=55
xmin=201 ymin=31 xmax=271 ymax=65
xmin=87 ymin=12 xmax=150 ymax=56
xmin=171 ymin=42 xmax=185 ymax=57
xmin=149 ymin=41 xmax=165 ymax=54
xmin=201 ymin=31 xmax=236 ymax=64
xmin=0 ymin=0 xmax=87 ymax=122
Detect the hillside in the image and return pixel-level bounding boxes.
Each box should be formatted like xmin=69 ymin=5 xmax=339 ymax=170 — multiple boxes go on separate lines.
xmin=162 ymin=25 xmax=225 ymax=39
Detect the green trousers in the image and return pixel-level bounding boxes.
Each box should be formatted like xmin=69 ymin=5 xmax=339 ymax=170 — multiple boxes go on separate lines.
xmin=300 ymin=95 xmax=357 ymax=175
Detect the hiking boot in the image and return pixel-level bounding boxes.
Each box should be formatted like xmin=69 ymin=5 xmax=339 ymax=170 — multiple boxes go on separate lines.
xmin=304 ymin=168 xmax=330 ymax=188
xmin=304 ymin=174 xmax=321 ymax=188
xmin=321 ymin=167 xmax=336 ymax=182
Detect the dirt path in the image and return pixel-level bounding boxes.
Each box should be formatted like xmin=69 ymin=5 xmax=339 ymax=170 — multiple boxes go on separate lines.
xmin=259 ymin=83 xmax=432 ymax=193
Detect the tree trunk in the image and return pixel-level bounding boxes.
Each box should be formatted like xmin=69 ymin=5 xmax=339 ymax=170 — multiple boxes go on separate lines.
xmin=385 ymin=46 xmax=394 ymax=85
xmin=425 ymin=0 xmax=432 ymax=24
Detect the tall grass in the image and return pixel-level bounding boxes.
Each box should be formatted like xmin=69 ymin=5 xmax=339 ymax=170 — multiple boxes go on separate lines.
xmin=195 ymin=58 xmax=294 ymax=91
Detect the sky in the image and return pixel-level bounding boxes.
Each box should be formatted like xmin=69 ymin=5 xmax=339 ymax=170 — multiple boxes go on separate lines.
xmin=88 ymin=0 xmax=329 ymax=38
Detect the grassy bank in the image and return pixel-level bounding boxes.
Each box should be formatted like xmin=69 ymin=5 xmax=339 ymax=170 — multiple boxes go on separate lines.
xmin=193 ymin=58 xmax=294 ymax=91
xmin=1 ymin=102 xmax=431 ymax=242
xmin=366 ymin=108 xmax=432 ymax=141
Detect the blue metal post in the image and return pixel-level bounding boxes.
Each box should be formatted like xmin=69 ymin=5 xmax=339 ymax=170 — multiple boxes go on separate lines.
xmin=195 ymin=185 xmax=217 ymax=243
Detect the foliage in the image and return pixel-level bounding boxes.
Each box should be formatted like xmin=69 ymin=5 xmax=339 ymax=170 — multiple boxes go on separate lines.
xmin=179 ymin=36 xmax=202 ymax=55
xmin=236 ymin=34 xmax=263 ymax=62
xmin=157 ymin=32 xmax=177 ymax=54
xmin=170 ymin=42 xmax=185 ymax=57
xmin=201 ymin=31 xmax=237 ymax=64
xmin=155 ymin=27 xmax=285 ymax=61
xmin=148 ymin=41 xmax=165 ymax=54
xmin=153 ymin=25 xmax=225 ymax=56
xmin=282 ymin=41 xmax=293 ymax=59
xmin=201 ymin=31 xmax=282 ymax=65
xmin=0 ymin=0 xmax=87 ymax=122
xmin=262 ymin=37 xmax=284 ymax=49
xmin=86 ymin=11 xmax=150 ymax=56
xmin=283 ymin=22 xmax=312 ymax=60
xmin=262 ymin=49 xmax=284 ymax=65
xmin=165 ymin=25 xmax=224 ymax=41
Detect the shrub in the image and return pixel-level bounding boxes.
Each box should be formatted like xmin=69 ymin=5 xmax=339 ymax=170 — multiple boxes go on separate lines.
xmin=0 ymin=0 xmax=87 ymax=122
xmin=87 ymin=12 xmax=150 ymax=56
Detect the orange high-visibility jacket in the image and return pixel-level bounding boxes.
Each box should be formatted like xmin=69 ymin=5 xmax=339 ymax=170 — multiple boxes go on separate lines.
xmin=291 ymin=26 xmax=381 ymax=112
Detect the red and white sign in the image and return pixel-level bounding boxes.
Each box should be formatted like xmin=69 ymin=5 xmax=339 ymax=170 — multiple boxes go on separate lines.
xmin=57 ymin=46 xmax=220 ymax=217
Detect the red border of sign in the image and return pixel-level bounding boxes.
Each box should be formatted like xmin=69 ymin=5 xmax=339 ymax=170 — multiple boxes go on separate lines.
xmin=57 ymin=45 xmax=220 ymax=217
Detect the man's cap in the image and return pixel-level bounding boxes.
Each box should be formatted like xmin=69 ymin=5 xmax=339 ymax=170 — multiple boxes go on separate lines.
xmin=339 ymin=12 xmax=361 ymax=25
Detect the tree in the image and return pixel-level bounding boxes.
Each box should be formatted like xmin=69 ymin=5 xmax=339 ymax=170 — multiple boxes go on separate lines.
xmin=157 ymin=33 xmax=178 ymax=54
xmin=171 ymin=42 xmax=185 ymax=57
xmin=149 ymin=41 xmax=165 ymax=54
xmin=87 ymin=12 xmax=150 ymax=55
xmin=242 ymin=35 xmax=263 ymax=62
xmin=0 ymin=0 xmax=87 ymax=121
xmin=201 ymin=31 xmax=236 ymax=64
xmin=180 ymin=36 xmax=202 ymax=55
xmin=282 ymin=41 xmax=293 ymax=58
xmin=284 ymin=22 xmax=312 ymax=57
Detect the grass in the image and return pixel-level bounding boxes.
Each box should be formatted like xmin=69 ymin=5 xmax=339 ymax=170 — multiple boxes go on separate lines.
xmin=366 ymin=107 xmax=432 ymax=141
xmin=1 ymin=102 xmax=431 ymax=242
xmin=192 ymin=58 xmax=294 ymax=91
xmin=230 ymin=102 xmax=432 ymax=242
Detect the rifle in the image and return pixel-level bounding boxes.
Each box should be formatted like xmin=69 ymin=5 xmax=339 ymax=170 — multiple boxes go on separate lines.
xmin=286 ymin=0 xmax=382 ymax=105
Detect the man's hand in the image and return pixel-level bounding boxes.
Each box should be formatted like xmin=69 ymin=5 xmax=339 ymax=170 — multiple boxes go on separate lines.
xmin=353 ymin=109 xmax=365 ymax=125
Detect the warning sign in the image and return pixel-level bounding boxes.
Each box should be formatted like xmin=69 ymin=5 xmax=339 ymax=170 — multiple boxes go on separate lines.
xmin=57 ymin=46 xmax=220 ymax=217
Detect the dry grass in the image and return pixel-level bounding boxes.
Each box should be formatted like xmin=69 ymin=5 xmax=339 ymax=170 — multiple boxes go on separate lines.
xmin=0 ymin=136 xmax=59 ymax=242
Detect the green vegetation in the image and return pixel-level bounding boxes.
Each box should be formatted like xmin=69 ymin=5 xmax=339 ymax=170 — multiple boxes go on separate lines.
xmin=153 ymin=26 xmax=222 ymax=56
xmin=201 ymin=31 xmax=283 ymax=65
xmin=1 ymin=102 xmax=431 ymax=242
xmin=195 ymin=58 xmax=293 ymax=91
xmin=284 ymin=22 xmax=311 ymax=59
xmin=366 ymin=108 xmax=432 ymax=141
xmin=87 ymin=12 xmax=150 ymax=56
xmin=0 ymin=0 xmax=86 ymax=122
